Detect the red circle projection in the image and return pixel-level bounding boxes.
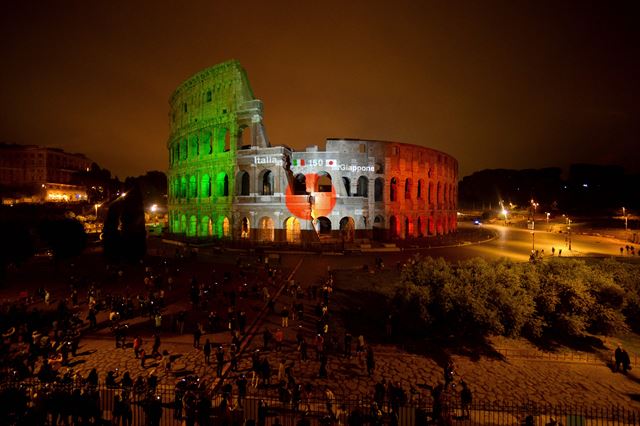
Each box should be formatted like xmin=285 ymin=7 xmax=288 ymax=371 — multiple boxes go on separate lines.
xmin=285 ymin=173 xmax=336 ymax=220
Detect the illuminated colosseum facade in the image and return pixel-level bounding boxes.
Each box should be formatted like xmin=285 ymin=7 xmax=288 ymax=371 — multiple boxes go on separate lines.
xmin=167 ymin=60 xmax=458 ymax=243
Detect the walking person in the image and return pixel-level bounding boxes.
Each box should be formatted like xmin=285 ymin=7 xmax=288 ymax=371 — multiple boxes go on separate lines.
xmin=460 ymin=380 xmax=472 ymax=419
xmin=275 ymin=328 xmax=284 ymax=352
xmin=203 ymin=339 xmax=212 ymax=365
xmin=133 ymin=336 xmax=143 ymax=359
xmin=216 ymin=345 xmax=225 ymax=377
xmin=151 ymin=333 xmax=161 ymax=358
xmin=139 ymin=348 xmax=146 ymax=368
xmin=366 ymin=346 xmax=375 ymax=376
xmin=281 ymin=305 xmax=289 ymax=328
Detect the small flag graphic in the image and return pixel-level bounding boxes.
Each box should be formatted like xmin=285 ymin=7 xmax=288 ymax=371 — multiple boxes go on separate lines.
xmin=293 ymin=158 xmax=305 ymax=166
xmin=326 ymin=159 xmax=338 ymax=167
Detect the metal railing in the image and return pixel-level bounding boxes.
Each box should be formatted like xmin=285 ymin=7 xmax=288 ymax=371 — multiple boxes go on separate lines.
xmin=1 ymin=380 xmax=638 ymax=425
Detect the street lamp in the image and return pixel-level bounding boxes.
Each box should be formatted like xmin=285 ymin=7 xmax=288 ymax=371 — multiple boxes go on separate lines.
xmin=623 ymin=207 xmax=628 ymax=232
xmin=94 ymin=203 xmax=101 ymax=217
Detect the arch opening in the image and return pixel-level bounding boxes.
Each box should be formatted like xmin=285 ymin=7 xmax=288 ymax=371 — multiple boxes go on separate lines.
xmin=285 ymin=217 xmax=301 ymax=243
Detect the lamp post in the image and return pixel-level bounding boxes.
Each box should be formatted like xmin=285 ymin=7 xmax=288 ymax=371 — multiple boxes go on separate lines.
xmin=94 ymin=203 xmax=101 ymax=218
xmin=528 ymin=218 xmax=535 ymax=252
xmin=623 ymin=207 xmax=628 ymax=232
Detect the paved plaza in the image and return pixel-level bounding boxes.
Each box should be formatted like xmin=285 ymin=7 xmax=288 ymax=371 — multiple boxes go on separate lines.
xmin=24 ymin=249 xmax=639 ymax=411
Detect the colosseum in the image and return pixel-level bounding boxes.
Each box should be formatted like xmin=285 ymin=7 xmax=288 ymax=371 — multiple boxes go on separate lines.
xmin=167 ymin=60 xmax=458 ymax=244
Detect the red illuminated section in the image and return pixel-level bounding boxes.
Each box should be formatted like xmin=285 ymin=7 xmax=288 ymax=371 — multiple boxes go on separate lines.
xmin=285 ymin=173 xmax=336 ymax=220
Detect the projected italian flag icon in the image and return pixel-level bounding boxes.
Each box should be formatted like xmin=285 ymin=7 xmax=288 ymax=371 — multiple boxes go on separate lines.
xmin=326 ymin=159 xmax=337 ymax=167
xmin=292 ymin=159 xmax=305 ymax=166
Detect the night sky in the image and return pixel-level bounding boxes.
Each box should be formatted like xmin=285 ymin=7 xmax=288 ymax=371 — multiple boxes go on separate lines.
xmin=1 ymin=1 xmax=638 ymax=180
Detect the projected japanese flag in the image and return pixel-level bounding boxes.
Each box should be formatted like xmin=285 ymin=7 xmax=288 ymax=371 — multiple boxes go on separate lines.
xmin=326 ymin=159 xmax=338 ymax=167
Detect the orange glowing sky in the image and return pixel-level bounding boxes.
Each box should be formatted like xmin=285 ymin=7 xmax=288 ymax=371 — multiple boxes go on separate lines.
xmin=1 ymin=1 xmax=638 ymax=179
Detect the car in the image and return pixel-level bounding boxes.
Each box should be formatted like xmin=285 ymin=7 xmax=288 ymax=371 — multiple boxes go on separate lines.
xmin=473 ymin=219 xmax=482 ymax=225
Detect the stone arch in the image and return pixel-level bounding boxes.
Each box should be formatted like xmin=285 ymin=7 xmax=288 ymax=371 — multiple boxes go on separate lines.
xmin=200 ymin=174 xmax=211 ymax=198
xmin=224 ymin=129 xmax=231 ymax=152
xmin=428 ymin=216 xmax=435 ymax=235
xmin=217 ymin=216 xmax=230 ymax=238
xmin=284 ymin=217 xmax=301 ymax=243
xmin=258 ymin=216 xmax=274 ymax=242
xmin=417 ymin=179 xmax=424 ymax=200
xmin=374 ymin=178 xmax=384 ymax=202
xmin=316 ymin=172 xmax=332 ymax=192
xmin=189 ymin=135 xmax=199 ymax=158
xmin=188 ymin=215 xmax=197 ymax=237
xmin=390 ymin=177 xmax=398 ymax=202
xmin=236 ymin=170 xmax=250 ymax=196
xmin=373 ymin=215 xmax=385 ymax=240
xmin=443 ymin=183 xmax=448 ymax=207
xmin=171 ymin=213 xmax=181 ymax=233
xmin=293 ymin=174 xmax=307 ymax=195
xmin=449 ymin=184 xmax=455 ymax=208
xmin=357 ymin=176 xmax=369 ymax=197
xmin=188 ymin=175 xmax=197 ymax=198
xmin=217 ymin=172 xmax=229 ymax=197
xmin=180 ymin=139 xmax=188 ymax=160
xmin=404 ymin=178 xmax=412 ymax=200
xmin=180 ymin=214 xmax=187 ymax=233
xmin=339 ymin=216 xmax=356 ymax=242
xmin=201 ymin=131 xmax=212 ymax=155
xmin=174 ymin=143 xmax=180 ymax=164
xmin=437 ymin=182 xmax=442 ymax=207
xmin=240 ymin=217 xmax=250 ymax=239
xmin=217 ymin=128 xmax=230 ymax=152
xmin=428 ymin=182 xmax=434 ymax=205
xmin=417 ymin=216 xmax=424 ymax=237
xmin=342 ymin=176 xmax=351 ymax=196
xmin=200 ymin=216 xmax=210 ymax=236
xmin=180 ymin=176 xmax=187 ymax=198
xmin=389 ymin=215 xmax=399 ymax=238
xmin=239 ymin=125 xmax=252 ymax=148
xmin=315 ymin=216 xmax=332 ymax=235
xmin=260 ymin=169 xmax=274 ymax=195
xmin=171 ymin=178 xmax=179 ymax=199
xmin=405 ymin=216 xmax=412 ymax=238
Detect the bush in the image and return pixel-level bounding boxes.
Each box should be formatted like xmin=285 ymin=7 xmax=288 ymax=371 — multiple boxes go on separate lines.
xmin=394 ymin=256 xmax=638 ymax=341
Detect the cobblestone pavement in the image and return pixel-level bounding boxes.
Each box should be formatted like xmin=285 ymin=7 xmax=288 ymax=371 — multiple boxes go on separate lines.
xmin=62 ymin=254 xmax=640 ymax=411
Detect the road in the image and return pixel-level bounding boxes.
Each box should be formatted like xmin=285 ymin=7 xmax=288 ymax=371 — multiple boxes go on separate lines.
xmin=276 ymin=223 xmax=630 ymax=279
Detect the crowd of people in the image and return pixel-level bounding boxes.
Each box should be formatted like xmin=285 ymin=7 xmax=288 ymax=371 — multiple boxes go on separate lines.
xmin=0 ymin=248 xmax=555 ymax=426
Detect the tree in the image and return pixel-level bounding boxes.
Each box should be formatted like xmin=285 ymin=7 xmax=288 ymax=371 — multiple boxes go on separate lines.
xmin=103 ymin=184 xmax=146 ymax=263
xmin=0 ymin=223 xmax=34 ymax=285
xmin=38 ymin=218 xmax=87 ymax=262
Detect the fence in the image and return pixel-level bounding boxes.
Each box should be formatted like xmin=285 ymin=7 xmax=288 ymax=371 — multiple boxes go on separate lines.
xmin=1 ymin=380 xmax=638 ymax=425
xmin=494 ymin=347 xmax=639 ymax=367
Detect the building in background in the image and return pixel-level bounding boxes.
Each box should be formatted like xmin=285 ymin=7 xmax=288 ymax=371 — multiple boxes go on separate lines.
xmin=0 ymin=143 xmax=91 ymax=204
xmin=167 ymin=60 xmax=457 ymax=243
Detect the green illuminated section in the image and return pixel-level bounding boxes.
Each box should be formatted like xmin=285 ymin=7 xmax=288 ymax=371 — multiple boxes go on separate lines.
xmin=166 ymin=60 xmax=269 ymax=237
